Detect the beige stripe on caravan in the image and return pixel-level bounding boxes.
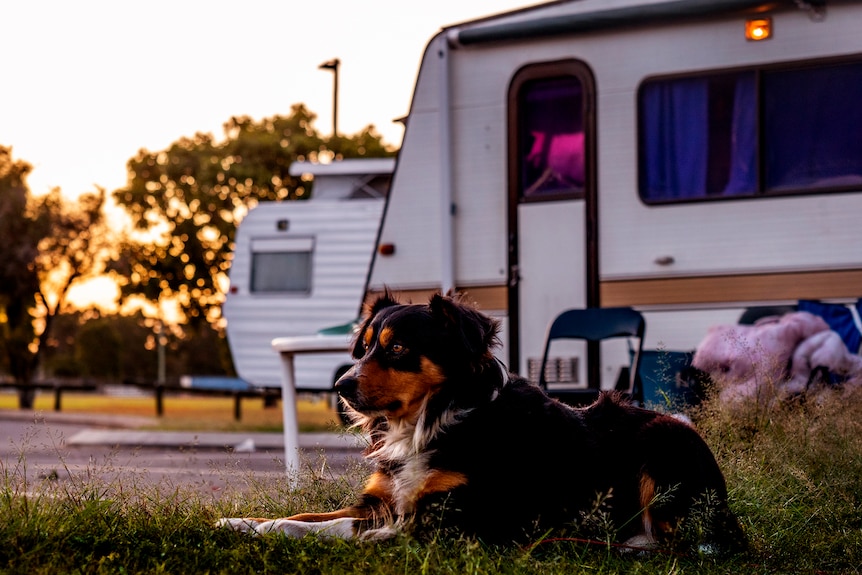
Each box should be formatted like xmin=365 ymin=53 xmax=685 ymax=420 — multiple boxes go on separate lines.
xmin=366 ymin=268 xmax=862 ymax=312
xmin=601 ymin=269 xmax=862 ymax=307
xmin=365 ymin=286 xmax=508 ymax=312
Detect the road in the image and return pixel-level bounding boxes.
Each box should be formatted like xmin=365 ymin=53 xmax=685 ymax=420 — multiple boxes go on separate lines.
xmin=0 ymin=410 xmax=368 ymax=499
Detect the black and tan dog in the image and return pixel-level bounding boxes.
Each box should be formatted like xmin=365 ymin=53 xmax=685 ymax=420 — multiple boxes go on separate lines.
xmin=219 ymin=293 xmax=745 ymax=551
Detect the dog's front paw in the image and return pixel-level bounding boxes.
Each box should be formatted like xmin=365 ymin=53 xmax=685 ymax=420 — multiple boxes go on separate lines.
xmin=216 ymin=517 xmax=264 ymax=534
xmin=359 ymin=525 xmax=398 ymax=541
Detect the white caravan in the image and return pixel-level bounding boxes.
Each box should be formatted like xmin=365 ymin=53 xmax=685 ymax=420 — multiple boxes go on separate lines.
xmin=223 ymin=158 xmax=393 ymax=392
xmin=367 ymin=0 xmax=862 ymax=391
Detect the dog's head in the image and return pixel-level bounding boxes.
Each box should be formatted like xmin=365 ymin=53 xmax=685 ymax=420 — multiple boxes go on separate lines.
xmin=335 ymin=292 xmax=501 ymax=424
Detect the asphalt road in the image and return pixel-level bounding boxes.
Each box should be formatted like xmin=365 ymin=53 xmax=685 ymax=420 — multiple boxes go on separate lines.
xmin=0 ymin=410 xmax=368 ymax=498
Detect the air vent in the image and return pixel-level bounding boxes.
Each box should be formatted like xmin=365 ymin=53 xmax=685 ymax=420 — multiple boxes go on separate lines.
xmin=527 ymin=357 xmax=579 ymax=385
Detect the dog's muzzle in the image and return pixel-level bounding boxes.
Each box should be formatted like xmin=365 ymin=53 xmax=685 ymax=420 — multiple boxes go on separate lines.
xmin=334 ymin=372 xmax=359 ymax=404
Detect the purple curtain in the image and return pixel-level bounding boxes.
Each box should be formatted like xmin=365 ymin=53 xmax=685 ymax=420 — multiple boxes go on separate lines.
xmin=764 ymin=62 xmax=862 ymax=191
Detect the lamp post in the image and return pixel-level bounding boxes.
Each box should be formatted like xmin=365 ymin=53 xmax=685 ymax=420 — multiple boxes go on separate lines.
xmin=318 ymin=58 xmax=340 ymax=137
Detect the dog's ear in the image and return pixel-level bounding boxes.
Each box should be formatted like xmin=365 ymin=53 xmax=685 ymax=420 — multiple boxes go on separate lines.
xmin=365 ymin=288 xmax=400 ymax=318
xmin=352 ymin=290 xmax=401 ymax=357
xmin=429 ymin=293 xmax=500 ymax=364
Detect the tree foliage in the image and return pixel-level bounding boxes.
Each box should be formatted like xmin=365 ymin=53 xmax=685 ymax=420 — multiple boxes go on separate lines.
xmin=109 ymin=104 xmax=395 ymax=327
xmin=0 ymin=145 xmax=108 ymax=391
xmin=42 ymin=309 xmax=229 ymax=384
xmin=0 ymin=147 xmax=39 ymax=382
xmin=31 ymin=187 xmax=109 ymax=350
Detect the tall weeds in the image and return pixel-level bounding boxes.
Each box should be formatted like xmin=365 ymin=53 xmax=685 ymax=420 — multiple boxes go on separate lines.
xmin=693 ymin=385 xmax=862 ymax=573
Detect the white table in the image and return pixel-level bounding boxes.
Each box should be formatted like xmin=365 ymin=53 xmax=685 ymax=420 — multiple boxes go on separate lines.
xmin=271 ymin=334 xmax=353 ymax=481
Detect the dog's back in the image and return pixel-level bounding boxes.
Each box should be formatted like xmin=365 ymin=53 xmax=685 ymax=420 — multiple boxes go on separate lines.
xmin=418 ymin=380 xmax=744 ymax=550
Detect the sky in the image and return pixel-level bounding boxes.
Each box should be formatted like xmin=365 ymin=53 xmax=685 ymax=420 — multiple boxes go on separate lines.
xmin=2 ymin=0 xmax=535 ymax=199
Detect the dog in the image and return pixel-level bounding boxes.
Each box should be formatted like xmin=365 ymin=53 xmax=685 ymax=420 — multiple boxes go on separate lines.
xmin=219 ymin=293 xmax=745 ymax=551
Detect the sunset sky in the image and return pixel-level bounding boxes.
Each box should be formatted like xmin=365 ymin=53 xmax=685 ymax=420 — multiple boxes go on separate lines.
xmin=3 ymin=0 xmax=533 ymax=200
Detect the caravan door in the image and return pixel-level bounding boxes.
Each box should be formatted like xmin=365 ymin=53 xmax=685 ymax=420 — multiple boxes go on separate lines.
xmin=506 ymin=61 xmax=598 ymax=389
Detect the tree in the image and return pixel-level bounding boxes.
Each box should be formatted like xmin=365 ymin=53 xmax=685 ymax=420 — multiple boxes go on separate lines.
xmin=0 ymin=145 xmax=109 ymax=407
xmin=74 ymin=316 xmax=122 ymax=380
xmin=31 ymin=187 xmax=109 ymax=363
xmin=0 ymin=146 xmax=40 ymax=389
xmin=109 ymin=104 xmax=395 ymax=339
xmin=40 ymin=309 xmax=228 ymax=385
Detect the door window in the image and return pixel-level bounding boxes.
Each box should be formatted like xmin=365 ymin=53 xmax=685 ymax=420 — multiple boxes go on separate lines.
xmin=509 ymin=61 xmax=593 ymax=202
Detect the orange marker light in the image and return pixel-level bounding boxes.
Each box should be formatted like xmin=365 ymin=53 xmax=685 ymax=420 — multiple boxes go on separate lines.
xmin=745 ymin=17 xmax=772 ymax=41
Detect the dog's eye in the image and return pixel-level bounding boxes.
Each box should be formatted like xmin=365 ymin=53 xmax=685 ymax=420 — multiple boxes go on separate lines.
xmin=390 ymin=343 xmax=405 ymax=355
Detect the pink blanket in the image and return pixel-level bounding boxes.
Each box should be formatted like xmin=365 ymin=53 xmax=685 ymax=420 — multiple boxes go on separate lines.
xmin=692 ymin=312 xmax=862 ymax=403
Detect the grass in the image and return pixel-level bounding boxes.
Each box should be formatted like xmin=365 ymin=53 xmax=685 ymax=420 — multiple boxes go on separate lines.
xmin=0 ymin=391 xmax=342 ymax=433
xmin=691 ymin=387 xmax=862 ymax=573
xmin=1 ymin=385 xmax=862 ymax=573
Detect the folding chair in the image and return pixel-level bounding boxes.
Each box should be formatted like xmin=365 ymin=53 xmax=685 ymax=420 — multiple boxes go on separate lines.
xmin=538 ymin=307 xmax=645 ymax=406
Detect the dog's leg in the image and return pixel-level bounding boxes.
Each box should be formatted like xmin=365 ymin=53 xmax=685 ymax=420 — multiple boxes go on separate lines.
xmin=285 ymin=470 xmax=395 ymax=524
xmin=286 ymin=509 xmax=364 ymax=522
xmin=619 ymin=471 xmax=665 ymax=553
xmin=217 ymin=516 xmax=359 ymax=539
xmin=218 ymin=472 xmax=396 ymax=539
xmin=256 ymin=517 xmax=358 ymax=539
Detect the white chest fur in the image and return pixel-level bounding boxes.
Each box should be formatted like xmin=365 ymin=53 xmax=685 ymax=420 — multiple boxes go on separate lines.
xmin=390 ymin=452 xmax=432 ymax=515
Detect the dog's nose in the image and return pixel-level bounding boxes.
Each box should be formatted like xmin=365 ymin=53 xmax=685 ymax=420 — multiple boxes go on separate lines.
xmin=334 ymin=375 xmax=358 ymax=401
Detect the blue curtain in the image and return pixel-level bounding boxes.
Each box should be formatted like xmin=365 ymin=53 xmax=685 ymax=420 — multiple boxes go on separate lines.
xmin=641 ymin=78 xmax=709 ymax=200
xmin=641 ymin=73 xmax=758 ymax=200
xmin=642 ymin=63 xmax=862 ymax=199
xmin=723 ymin=73 xmax=757 ymax=195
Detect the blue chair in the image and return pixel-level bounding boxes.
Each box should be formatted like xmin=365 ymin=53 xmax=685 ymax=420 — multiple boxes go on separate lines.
xmin=538 ymin=307 xmax=645 ymax=406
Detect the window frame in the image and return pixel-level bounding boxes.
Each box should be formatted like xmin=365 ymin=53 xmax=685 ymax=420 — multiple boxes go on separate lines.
xmin=637 ymin=55 xmax=862 ymax=206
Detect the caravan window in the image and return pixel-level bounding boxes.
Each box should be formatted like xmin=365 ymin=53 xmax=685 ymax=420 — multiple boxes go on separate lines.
xmin=509 ymin=61 xmax=593 ymax=201
xmin=250 ymin=238 xmax=313 ymax=294
xmin=639 ymin=59 xmax=862 ymax=203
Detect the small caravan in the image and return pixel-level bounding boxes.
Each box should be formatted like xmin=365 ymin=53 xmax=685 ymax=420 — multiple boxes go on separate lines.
xmin=367 ymin=0 xmax=862 ymax=390
xmin=223 ymin=158 xmax=393 ymax=391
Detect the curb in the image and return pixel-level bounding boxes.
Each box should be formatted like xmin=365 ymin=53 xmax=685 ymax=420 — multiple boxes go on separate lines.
xmin=65 ymin=429 xmax=366 ymax=451
xmin=0 ymin=408 xmax=155 ymax=429
xmin=0 ymin=409 xmax=366 ymax=452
